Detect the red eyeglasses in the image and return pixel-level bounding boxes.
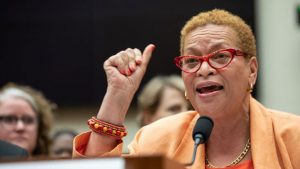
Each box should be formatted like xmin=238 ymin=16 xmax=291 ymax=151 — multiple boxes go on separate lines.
xmin=174 ymin=48 xmax=245 ymax=73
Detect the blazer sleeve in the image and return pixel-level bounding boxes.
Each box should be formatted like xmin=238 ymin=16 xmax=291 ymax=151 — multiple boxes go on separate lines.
xmin=72 ymin=131 xmax=123 ymax=158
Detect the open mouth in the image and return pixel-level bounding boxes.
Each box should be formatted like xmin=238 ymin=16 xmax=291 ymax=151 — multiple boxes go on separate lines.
xmin=196 ymin=85 xmax=224 ymax=94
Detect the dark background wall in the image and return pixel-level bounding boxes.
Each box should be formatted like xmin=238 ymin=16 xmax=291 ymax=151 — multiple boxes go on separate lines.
xmin=0 ymin=0 xmax=255 ymax=107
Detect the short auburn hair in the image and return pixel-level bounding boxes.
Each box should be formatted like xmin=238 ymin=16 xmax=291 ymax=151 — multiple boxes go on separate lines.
xmin=180 ymin=9 xmax=256 ymax=58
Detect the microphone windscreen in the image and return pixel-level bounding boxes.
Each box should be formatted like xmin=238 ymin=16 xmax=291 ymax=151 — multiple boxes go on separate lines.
xmin=192 ymin=116 xmax=214 ymax=143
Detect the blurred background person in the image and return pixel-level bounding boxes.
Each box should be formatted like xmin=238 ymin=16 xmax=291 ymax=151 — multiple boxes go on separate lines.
xmin=50 ymin=129 xmax=77 ymax=158
xmin=0 ymin=83 xmax=55 ymax=157
xmin=137 ymin=75 xmax=192 ymax=127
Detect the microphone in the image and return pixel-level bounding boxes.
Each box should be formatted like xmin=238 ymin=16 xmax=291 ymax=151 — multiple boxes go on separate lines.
xmin=185 ymin=116 xmax=214 ymax=166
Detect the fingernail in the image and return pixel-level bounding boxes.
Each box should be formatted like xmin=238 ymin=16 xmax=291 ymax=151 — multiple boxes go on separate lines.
xmin=136 ymin=59 xmax=142 ymax=65
xmin=129 ymin=63 xmax=136 ymax=71
xmin=126 ymin=69 xmax=131 ymax=76
xmin=120 ymin=69 xmax=126 ymax=75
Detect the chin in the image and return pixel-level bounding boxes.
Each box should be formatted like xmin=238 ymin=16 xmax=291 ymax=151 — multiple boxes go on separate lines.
xmin=195 ymin=103 xmax=222 ymax=115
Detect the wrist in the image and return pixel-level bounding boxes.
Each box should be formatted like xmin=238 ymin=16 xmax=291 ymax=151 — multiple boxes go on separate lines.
xmin=96 ymin=88 xmax=134 ymax=125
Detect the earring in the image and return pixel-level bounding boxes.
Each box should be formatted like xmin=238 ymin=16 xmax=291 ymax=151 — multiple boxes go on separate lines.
xmin=185 ymin=91 xmax=189 ymax=100
xmin=247 ymin=83 xmax=253 ymax=93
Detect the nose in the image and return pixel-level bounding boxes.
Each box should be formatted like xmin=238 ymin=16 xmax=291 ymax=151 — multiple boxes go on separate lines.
xmin=15 ymin=119 xmax=25 ymax=130
xmin=196 ymin=61 xmax=216 ymax=77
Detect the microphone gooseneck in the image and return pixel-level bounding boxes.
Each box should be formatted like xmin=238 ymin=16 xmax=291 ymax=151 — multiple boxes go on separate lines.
xmin=185 ymin=116 xmax=214 ymax=166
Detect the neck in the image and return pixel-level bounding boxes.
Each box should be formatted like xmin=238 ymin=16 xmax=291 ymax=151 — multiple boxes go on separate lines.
xmin=211 ymin=109 xmax=250 ymax=138
xmin=208 ymin=94 xmax=251 ymax=139
xmin=205 ymin=110 xmax=251 ymax=167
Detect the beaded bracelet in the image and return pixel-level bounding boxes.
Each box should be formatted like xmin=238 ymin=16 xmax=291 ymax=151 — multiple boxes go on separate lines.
xmin=87 ymin=116 xmax=127 ymax=140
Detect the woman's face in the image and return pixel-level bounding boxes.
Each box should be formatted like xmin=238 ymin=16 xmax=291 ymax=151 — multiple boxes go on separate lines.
xmin=50 ymin=133 xmax=74 ymax=158
xmin=182 ymin=24 xmax=257 ymax=118
xmin=0 ymin=97 xmax=38 ymax=154
xmin=148 ymin=86 xmax=190 ymax=123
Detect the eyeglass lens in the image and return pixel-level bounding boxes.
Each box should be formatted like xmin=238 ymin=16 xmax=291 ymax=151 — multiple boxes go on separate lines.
xmin=0 ymin=115 xmax=36 ymax=126
xmin=179 ymin=50 xmax=234 ymax=72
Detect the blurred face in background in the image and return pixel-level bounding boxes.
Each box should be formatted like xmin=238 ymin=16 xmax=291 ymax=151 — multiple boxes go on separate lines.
xmin=144 ymin=86 xmax=190 ymax=124
xmin=0 ymin=97 xmax=38 ymax=154
xmin=50 ymin=133 xmax=74 ymax=158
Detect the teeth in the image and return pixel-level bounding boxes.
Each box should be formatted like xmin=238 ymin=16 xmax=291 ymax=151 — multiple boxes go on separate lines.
xmin=197 ymin=85 xmax=223 ymax=93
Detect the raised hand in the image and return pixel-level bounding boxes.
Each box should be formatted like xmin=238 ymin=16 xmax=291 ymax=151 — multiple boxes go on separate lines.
xmin=85 ymin=44 xmax=155 ymax=156
xmin=103 ymin=44 xmax=155 ymax=94
xmin=97 ymin=44 xmax=155 ymax=125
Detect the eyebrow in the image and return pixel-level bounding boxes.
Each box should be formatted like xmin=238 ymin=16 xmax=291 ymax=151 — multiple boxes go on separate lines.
xmin=184 ymin=42 xmax=229 ymax=55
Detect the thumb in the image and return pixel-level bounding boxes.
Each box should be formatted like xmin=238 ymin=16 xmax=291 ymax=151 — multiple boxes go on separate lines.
xmin=141 ymin=44 xmax=155 ymax=67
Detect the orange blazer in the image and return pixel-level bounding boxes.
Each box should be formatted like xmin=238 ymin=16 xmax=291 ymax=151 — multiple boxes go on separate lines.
xmin=73 ymin=97 xmax=300 ymax=169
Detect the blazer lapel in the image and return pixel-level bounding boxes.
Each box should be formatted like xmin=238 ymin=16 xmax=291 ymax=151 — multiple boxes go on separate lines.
xmin=172 ymin=112 xmax=206 ymax=169
xmin=250 ymin=97 xmax=282 ymax=169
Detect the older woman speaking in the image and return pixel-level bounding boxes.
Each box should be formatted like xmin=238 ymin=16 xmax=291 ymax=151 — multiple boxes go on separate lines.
xmin=73 ymin=9 xmax=300 ymax=168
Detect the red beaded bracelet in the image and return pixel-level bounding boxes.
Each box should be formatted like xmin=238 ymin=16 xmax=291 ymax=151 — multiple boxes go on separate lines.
xmin=87 ymin=116 xmax=127 ymax=139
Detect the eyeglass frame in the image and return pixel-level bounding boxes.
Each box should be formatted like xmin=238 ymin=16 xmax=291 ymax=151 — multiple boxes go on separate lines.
xmin=0 ymin=115 xmax=38 ymax=128
xmin=174 ymin=48 xmax=245 ymax=73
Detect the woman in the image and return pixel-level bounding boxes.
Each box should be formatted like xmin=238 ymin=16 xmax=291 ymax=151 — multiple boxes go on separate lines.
xmin=0 ymin=83 xmax=55 ymax=156
xmin=50 ymin=129 xmax=77 ymax=158
xmin=73 ymin=9 xmax=300 ymax=168
xmin=137 ymin=75 xmax=192 ymax=127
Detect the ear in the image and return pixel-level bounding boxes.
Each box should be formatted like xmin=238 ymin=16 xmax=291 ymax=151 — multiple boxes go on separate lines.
xmin=248 ymin=57 xmax=258 ymax=86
